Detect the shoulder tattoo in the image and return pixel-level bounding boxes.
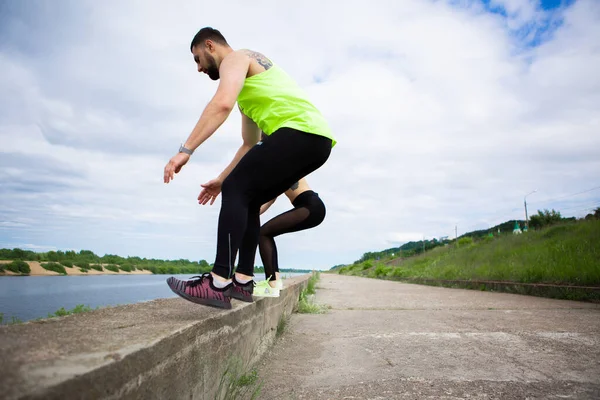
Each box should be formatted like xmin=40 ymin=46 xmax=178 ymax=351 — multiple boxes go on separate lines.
xmin=243 ymin=49 xmax=273 ymax=70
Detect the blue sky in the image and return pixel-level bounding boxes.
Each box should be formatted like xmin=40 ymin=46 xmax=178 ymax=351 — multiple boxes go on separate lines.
xmin=0 ymin=0 xmax=599 ymax=269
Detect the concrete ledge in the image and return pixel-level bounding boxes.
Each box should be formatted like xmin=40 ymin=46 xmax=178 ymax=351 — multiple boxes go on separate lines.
xmin=0 ymin=274 xmax=310 ymax=400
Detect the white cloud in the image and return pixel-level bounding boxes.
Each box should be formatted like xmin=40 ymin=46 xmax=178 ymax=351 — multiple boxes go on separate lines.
xmin=0 ymin=0 xmax=599 ymax=270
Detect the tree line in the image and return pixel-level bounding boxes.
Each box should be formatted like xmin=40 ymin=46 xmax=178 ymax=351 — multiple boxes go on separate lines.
xmin=0 ymin=249 xmax=312 ymax=275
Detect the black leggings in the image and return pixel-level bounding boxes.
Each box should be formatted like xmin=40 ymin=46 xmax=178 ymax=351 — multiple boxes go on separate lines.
xmin=259 ymin=190 xmax=325 ymax=281
xmin=212 ymin=127 xmax=332 ymax=279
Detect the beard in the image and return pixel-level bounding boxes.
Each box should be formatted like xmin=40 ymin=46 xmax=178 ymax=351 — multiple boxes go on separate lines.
xmin=205 ymin=53 xmax=220 ymax=80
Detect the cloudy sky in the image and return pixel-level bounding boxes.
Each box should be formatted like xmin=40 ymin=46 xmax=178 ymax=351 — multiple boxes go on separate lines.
xmin=0 ymin=0 xmax=598 ymax=270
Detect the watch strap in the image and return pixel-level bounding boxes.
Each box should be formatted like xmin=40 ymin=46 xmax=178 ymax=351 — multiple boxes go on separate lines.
xmin=179 ymin=144 xmax=194 ymax=155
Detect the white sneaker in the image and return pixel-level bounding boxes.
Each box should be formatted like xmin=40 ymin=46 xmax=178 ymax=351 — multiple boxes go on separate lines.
xmin=253 ymin=279 xmax=280 ymax=297
xmin=274 ymin=278 xmax=284 ymax=290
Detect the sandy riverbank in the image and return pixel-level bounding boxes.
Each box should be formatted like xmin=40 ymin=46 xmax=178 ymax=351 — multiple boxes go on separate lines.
xmin=0 ymin=261 xmax=152 ymax=276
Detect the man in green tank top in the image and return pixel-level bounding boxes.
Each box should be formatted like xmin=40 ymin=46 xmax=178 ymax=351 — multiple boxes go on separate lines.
xmin=163 ymin=27 xmax=336 ymax=309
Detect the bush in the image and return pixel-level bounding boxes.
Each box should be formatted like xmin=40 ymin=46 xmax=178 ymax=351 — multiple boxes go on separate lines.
xmin=145 ymin=266 xmax=158 ymax=274
xmin=41 ymin=262 xmax=67 ymax=275
xmin=5 ymin=260 xmax=31 ymax=274
xmin=457 ymin=237 xmax=474 ymax=247
xmin=119 ymin=264 xmax=132 ymax=272
xmin=390 ymin=267 xmax=410 ymax=278
xmin=372 ymin=265 xmax=392 ymax=277
xmin=105 ymin=264 xmax=119 ymax=273
xmin=61 ymin=261 xmax=73 ymax=268
xmin=90 ymin=264 xmax=103 ymax=272
xmin=75 ymin=262 xmax=90 ymax=272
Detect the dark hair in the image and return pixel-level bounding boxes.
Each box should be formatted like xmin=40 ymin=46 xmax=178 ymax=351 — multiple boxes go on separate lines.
xmin=190 ymin=27 xmax=228 ymax=51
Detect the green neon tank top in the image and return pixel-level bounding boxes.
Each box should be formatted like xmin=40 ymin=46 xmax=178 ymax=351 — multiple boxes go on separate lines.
xmin=236 ymin=63 xmax=336 ymax=147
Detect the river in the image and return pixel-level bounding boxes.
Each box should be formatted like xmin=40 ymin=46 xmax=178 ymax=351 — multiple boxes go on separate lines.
xmin=0 ymin=272 xmax=307 ymax=323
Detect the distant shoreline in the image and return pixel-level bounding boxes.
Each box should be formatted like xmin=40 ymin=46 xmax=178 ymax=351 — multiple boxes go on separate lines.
xmin=0 ymin=261 xmax=313 ymax=277
xmin=0 ymin=261 xmax=152 ymax=276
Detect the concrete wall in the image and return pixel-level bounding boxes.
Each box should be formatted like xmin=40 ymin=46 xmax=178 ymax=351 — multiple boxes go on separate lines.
xmin=0 ymin=275 xmax=310 ymax=400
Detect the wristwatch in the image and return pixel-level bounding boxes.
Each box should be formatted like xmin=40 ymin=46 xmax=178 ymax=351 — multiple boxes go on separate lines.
xmin=179 ymin=144 xmax=194 ymax=155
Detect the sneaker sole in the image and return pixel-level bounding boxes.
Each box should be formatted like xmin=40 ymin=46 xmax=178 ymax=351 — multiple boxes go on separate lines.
xmin=228 ymin=291 xmax=254 ymax=303
xmin=167 ymin=281 xmax=232 ymax=310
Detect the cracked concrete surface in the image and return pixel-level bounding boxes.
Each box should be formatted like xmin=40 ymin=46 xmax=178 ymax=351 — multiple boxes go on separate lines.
xmin=256 ymin=274 xmax=600 ymax=399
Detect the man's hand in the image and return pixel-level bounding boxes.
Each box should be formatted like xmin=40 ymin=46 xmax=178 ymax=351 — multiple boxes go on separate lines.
xmin=198 ymin=178 xmax=223 ymax=205
xmin=164 ymin=153 xmax=190 ymax=183
xmin=164 ymin=153 xmax=191 ymax=184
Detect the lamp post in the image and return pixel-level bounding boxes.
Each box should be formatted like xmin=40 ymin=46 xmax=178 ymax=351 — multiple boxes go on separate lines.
xmin=524 ymin=190 xmax=537 ymax=230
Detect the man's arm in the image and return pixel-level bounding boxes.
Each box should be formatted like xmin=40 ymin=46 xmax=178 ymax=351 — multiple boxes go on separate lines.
xmin=183 ymin=52 xmax=250 ymax=151
xmin=217 ymin=110 xmax=261 ymax=182
xmin=164 ymin=51 xmax=250 ymax=184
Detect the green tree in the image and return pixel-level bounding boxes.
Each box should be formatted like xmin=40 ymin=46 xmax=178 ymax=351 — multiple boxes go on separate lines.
xmin=529 ymin=209 xmax=563 ymax=229
xmin=65 ymin=250 xmax=77 ymax=258
xmin=11 ymin=248 xmax=28 ymax=260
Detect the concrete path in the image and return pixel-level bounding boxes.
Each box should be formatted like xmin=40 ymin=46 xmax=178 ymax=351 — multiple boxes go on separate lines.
xmin=255 ymin=274 xmax=600 ymax=399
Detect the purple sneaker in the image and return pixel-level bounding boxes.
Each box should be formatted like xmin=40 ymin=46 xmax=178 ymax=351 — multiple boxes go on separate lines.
xmin=228 ymin=276 xmax=254 ymax=303
xmin=167 ymin=273 xmax=232 ymax=309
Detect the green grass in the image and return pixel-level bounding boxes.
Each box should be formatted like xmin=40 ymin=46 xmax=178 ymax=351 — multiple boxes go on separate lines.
xmin=306 ymin=271 xmax=319 ymax=294
xmin=41 ymin=262 xmax=67 ymax=275
xmin=341 ymin=220 xmax=600 ymax=286
xmin=337 ymin=220 xmax=600 ymax=302
xmin=1 ymin=304 xmax=97 ymax=325
xmin=297 ymin=271 xmax=329 ymax=314
xmin=276 ymin=314 xmax=290 ymax=338
xmin=0 ymin=313 xmax=23 ymax=325
xmin=215 ymin=356 xmax=263 ymax=400
xmin=297 ymin=294 xmax=327 ymax=314
xmin=47 ymin=304 xmax=95 ymax=318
